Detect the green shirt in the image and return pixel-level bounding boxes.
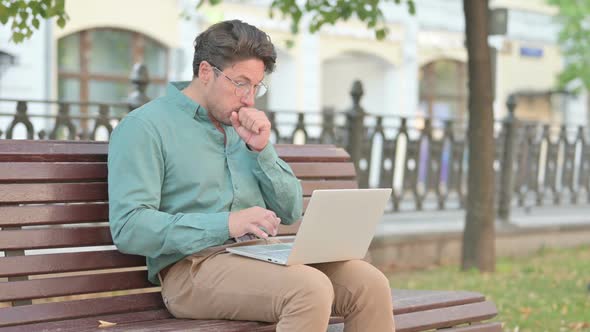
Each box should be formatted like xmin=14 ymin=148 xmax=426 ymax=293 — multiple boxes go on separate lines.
xmin=108 ymin=82 xmax=303 ymax=285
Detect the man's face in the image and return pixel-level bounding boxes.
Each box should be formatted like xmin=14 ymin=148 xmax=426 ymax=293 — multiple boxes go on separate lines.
xmin=205 ymin=58 xmax=265 ymax=125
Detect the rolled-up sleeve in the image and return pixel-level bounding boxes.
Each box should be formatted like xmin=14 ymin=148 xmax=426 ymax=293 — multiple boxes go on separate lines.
xmin=248 ymin=143 xmax=303 ymax=225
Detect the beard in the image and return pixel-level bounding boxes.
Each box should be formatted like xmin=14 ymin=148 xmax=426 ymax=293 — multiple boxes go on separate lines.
xmin=208 ymin=107 xmax=237 ymax=126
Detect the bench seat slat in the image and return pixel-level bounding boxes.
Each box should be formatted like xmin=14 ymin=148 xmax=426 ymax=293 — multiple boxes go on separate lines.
xmin=70 ymin=302 xmax=497 ymax=332
xmin=0 ymin=309 xmax=173 ymax=332
xmin=301 ymin=180 xmax=358 ymax=196
xmin=0 ymin=183 xmax=107 ymax=203
xmin=0 ymin=227 xmax=112 ymax=250
xmin=0 ymin=251 xmax=145 ymax=278
xmin=0 ymin=271 xmax=153 ymax=302
xmin=5 ymin=314 xmax=273 ymax=332
xmin=0 ymin=293 xmax=164 ymax=328
xmin=77 ymin=318 xmax=276 ymax=332
xmin=13 ymin=301 xmax=498 ymax=332
xmin=0 ymin=289 xmax=489 ymax=329
xmin=394 ymin=300 xmax=498 ymax=332
xmin=1 ymin=308 xmax=501 ymax=332
xmin=0 ymin=203 xmax=109 ymax=227
xmin=0 ymin=163 xmax=107 ymax=182
xmin=392 ymin=289 xmax=485 ymax=314
xmin=432 ymin=322 xmax=502 ymax=332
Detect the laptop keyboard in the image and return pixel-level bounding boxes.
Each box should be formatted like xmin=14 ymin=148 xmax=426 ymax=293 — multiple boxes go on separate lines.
xmin=241 ymin=243 xmax=292 ymax=253
xmin=237 ymin=243 xmax=293 ymax=262
xmin=265 ymin=249 xmax=291 ymax=261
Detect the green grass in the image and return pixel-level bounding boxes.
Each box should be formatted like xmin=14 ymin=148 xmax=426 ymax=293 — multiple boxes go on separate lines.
xmin=389 ymin=245 xmax=590 ymax=332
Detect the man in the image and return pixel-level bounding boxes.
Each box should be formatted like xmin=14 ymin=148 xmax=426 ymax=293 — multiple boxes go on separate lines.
xmin=108 ymin=20 xmax=395 ymax=331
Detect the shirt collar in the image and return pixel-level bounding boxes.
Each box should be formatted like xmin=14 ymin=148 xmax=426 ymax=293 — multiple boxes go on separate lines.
xmin=165 ymin=81 xmax=210 ymax=122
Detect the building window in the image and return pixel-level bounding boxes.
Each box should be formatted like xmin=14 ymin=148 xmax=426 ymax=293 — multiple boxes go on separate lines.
xmin=58 ymin=28 xmax=168 ymax=117
xmin=419 ymin=60 xmax=467 ymax=121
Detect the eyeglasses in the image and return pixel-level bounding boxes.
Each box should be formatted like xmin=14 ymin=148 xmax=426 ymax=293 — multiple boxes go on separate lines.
xmin=212 ymin=66 xmax=268 ymax=98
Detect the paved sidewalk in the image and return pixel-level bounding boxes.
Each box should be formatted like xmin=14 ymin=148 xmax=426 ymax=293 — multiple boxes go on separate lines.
xmin=376 ymin=204 xmax=590 ymax=236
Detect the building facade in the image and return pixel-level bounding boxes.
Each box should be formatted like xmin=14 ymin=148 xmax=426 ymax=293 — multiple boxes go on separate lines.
xmin=0 ymin=0 xmax=585 ymax=135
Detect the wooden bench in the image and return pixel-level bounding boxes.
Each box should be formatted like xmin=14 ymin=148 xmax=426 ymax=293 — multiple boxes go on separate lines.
xmin=0 ymin=139 xmax=501 ymax=332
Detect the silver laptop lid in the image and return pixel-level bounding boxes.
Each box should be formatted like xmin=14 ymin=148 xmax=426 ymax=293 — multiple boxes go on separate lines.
xmin=287 ymin=188 xmax=391 ymax=265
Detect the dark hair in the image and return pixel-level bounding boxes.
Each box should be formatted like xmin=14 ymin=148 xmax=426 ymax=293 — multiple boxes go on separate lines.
xmin=192 ymin=20 xmax=276 ymax=77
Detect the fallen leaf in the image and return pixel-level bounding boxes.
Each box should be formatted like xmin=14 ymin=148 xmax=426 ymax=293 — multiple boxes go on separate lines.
xmin=568 ymin=322 xmax=590 ymax=331
xmin=519 ymin=306 xmax=532 ymax=318
xmin=98 ymin=320 xmax=117 ymax=328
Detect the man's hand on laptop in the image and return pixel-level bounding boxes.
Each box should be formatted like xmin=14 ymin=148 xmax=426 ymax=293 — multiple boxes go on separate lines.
xmin=229 ymin=207 xmax=281 ymax=239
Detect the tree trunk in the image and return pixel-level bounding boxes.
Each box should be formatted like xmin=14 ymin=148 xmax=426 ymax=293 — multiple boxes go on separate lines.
xmin=461 ymin=0 xmax=496 ymax=272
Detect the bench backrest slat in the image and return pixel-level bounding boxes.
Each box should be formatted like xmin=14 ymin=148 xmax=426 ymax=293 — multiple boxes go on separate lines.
xmin=0 ymin=183 xmax=108 ymax=203
xmin=0 ymin=162 xmax=354 ymax=182
xmin=0 ymin=140 xmax=357 ymax=327
xmin=289 ymin=162 xmax=356 ymax=179
xmin=0 ymin=270 xmax=153 ymax=303
xmin=0 ymin=227 xmax=113 ymax=250
xmin=0 ymin=141 xmax=348 ymax=162
xmin=0 ymin=203 xmax=109 ymax=227
xmin=274 ymin=144 xmax=351 ymax=162
xmin=0 ymin=141 xmax=108 ymax=162
xmin=301 ymin=180 xmax=358 ymax=196
xmin=0 ymin=163 xmax=108 ymax=182
xmin=0 ymin=251 xmax=145 ymax=278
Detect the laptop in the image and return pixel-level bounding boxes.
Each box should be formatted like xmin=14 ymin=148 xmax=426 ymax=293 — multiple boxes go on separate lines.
xmin=226 ymin=188 xmax=391 ymax=265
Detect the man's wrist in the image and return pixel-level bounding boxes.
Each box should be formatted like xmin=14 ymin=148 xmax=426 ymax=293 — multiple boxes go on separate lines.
xmin=247 ymin=143 xmax=267 ymax=152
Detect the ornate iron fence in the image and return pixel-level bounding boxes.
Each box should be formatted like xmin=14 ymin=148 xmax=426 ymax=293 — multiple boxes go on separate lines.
xmin=0 ymin=99 xmax=125 ymax=140
xmin=1 ymin=73 xmax=589 ymax=217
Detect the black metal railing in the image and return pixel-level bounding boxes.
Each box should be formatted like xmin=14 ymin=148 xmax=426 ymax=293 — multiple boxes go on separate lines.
xmin=1 ymin=72 xmax=589 ymax=219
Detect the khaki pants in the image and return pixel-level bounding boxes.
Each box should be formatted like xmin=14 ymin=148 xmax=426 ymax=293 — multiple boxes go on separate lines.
xmin=160 ymin=240 xmax=396 ymax=332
